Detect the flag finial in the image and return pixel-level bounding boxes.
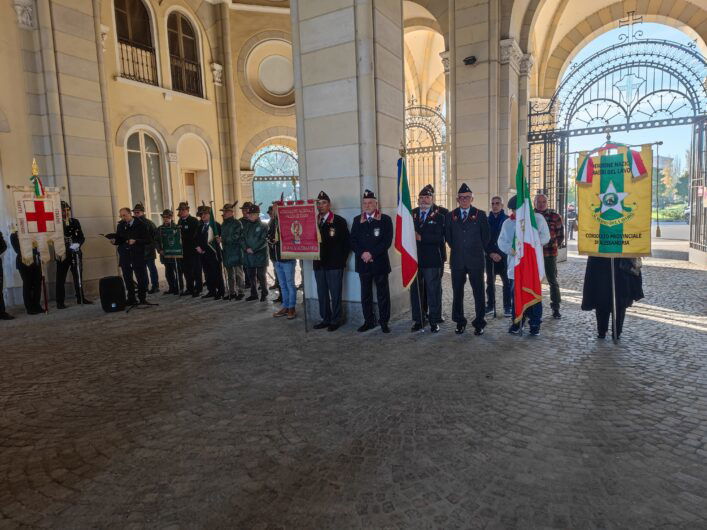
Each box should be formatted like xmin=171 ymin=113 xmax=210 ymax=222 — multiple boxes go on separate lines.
xmin=32 ymin=158 xmax=39 ymax=177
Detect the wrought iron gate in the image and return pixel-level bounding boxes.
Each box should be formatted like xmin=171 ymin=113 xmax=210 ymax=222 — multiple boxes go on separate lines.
xmin=404 ymin=103 xmax=448 ymax=208
xmin=528 ymin=38 xmax=707 ymax=252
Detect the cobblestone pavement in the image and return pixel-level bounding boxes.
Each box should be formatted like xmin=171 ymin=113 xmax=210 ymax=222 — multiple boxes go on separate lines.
xmin=1 ymin=254 xmax=706 ymax=529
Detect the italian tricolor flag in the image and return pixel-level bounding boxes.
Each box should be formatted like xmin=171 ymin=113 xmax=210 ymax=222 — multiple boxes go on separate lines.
xmin=510 ymin=157 xmax=545 ymax=324
xmin=395 ymin=158 xmax=418 ymax=289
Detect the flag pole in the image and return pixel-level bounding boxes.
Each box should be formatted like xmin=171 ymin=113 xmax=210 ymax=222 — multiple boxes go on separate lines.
xmin=39 ymin=257 xmax=49 ymax=313
xmin=610 ymin=257 xmax=618 ymax=343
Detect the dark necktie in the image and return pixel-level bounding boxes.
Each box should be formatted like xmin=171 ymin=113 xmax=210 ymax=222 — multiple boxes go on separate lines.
xmin=462 ymin=210 xmax=467 ymax=221
xmin=367 ymin=216 xmax=372 ymax=223
xmin=421 ymin=211 xmax=427 ymax=223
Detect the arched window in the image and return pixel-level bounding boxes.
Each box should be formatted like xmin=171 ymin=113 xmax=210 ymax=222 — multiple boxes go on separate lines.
xmin=168 ymin=13 xmax=202 ymax=97
xmin=251 ymin=145 xmax=299 ymax=214
xmin=115 ymin=0 xmax=157 ymax=85
xmin=127 ymin=131 xmax=166 ymax=224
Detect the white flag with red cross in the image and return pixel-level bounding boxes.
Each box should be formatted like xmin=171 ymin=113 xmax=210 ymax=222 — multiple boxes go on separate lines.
xmin=14 ymin=188 xmax=66 ymax=265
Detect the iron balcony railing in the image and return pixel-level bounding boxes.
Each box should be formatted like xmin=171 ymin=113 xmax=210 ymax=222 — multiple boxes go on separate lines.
xmin=170 ymin=56 xmax=203 ymax=97
xmin=119 ymin=40 xmax=158 ymax=86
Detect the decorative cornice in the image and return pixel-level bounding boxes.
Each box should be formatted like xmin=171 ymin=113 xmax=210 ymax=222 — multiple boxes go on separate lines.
xmin=211 ymin=62 xmax=223 ymax=86
xmin=520 ymin=53 xmax=534 ymax=76
xmin=439 ymin=51 xmax=449 ymax=74
xmin=202 ymin=0 xmax=290 ymax=14
xmin=14 ymin=0 xmax=34 ymax=30
xmin=500 ymin=38 xmax=523 ymax=74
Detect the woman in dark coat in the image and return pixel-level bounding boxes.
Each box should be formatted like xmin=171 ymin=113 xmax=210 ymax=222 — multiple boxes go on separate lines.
xmin=581 ymin=257 xmax=644 ymax=339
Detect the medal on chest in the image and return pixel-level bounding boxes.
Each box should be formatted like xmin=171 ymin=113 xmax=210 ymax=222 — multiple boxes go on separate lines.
xmin=329 ymin=226 xmax=335 ymax=237
xmin=373 ymin=227 xmax=380 ymax=237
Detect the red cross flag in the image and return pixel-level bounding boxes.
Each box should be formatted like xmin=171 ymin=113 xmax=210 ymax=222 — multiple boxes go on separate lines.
xmin=14 ymin=188 xmax=65 ymax=265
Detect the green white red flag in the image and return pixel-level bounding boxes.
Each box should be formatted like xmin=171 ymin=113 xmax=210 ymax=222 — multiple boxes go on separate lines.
xmin=395 ymin=158 xmax=418 ymax=288
xmin=509 ymin=157 xmax=544 ymax=323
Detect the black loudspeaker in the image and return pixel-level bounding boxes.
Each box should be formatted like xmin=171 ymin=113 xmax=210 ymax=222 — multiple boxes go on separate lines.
xmin=99 ymin=276 xmax=126 ymax=312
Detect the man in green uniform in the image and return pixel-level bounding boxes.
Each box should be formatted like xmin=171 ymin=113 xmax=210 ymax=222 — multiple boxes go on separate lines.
xmin=241 ymin=203 xmax=269 ymax=301
xmin=155 ymin=209 xmax=182 ymax=295
xmin=219 ymin=203 xmax=245 ymax=301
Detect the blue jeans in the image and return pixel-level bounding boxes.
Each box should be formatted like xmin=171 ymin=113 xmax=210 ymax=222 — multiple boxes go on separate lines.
xmin=146 ymin=258 xmax=159 ymax=290
xmin=509 ymin=279 xmax=542 ymax=328
xmin=274 ymin=260 xmax=297 ymax=309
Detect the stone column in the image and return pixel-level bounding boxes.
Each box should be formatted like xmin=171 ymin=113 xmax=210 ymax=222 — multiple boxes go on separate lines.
xmin=499 ymin=38 xmax=522 ymax=195
xmin=440 ymin=50 xmax=453 ymax=208
xmin=290 ymin=0 xmax=406 ymax=324
xmin=518 ymin=52 xmax=534 ymax=164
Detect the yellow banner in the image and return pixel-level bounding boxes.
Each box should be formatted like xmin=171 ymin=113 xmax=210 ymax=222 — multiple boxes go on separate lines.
xmin=577 ymin=144 xmax=652 ymax=257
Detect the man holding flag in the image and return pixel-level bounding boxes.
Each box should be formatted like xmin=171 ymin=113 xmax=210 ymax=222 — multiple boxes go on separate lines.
xmin=497 ymin=158 xmax=550 ymax=336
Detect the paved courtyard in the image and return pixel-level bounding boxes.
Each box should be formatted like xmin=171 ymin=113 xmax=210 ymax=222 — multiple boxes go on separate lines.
xmin=1 ymin=254 xmax=706 ymax=528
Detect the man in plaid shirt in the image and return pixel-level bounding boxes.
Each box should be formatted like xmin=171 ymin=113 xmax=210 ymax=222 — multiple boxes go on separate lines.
xmin=534 ymin=194 xmax=564 ymax=319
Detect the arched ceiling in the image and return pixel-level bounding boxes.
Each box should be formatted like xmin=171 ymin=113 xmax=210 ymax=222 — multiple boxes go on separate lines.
xmin=403 ymin=1 xmax=446 ymax=108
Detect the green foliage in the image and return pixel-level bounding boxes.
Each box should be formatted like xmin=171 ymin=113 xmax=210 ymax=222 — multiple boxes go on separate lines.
xmin=651 ymin=202 xmax=687 ymax=221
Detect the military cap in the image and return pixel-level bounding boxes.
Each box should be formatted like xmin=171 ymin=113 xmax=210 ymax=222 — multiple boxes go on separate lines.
xmin=363 ymin=189 xmax=377 ymax=200
xmin=457 ymin=183 xmax=472 ymax=194
xmin=317 ymin=190 xmax=331 ymax=202
xmin=419 ymin=184 xmax=434 ymax=197
xmin=220 ymin=203 xmax=234 ymax=212
xmin=196 ymin=205 xmax=211 ymax=216
xmin=177 ymin=201 xmax=190 ymax=211
xmin=61 ymin=200 xmax=71 ymax=210
xmin=240 ymin=201 xmax=253 ymax=210
xmin=132 ymin=203 xmax=146 ymax=212
xmin=248 ymin=203 xmax=261 ymax=214
xmin=507 ymin=195 xmax=518 ymax=210
xmin=161 ymin=209 xmax=173 ymax=217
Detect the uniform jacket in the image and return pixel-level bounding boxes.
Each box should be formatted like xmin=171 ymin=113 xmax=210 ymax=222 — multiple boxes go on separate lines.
xmin=314 ymin=212 xmax=350 ymax=270
xmin=178 ymin=215 xmax=200 ymax=255
xmin=241 ymin=218 xmax=269 ymax=268
xmin=155 ymin=221 xmax=179 ymax=265
xmin=496 ymin=213 xmax=550 ymax=279
xmin=221 ymin=217 xmax=244 ymax=268
xmin=10 ymin=232 xmax=40 ymax=270
xmin=267 ymin=217 xmax=284 ymax=263
xmin=60 ymin=217 xmax=85 ymax=256
xmin=114 ymin=218 xmax=150 ymax=267
xmin=487 ymin=210 xmax=509 ymax=256
xmin=350 ymin=212 xmax=393 ymax=275
xmin=195 ymin=220 xmax=222 ymax=260
xmin=412 ymin=206 xmax=445 ymax=269
xmin=445 ymin=207 xmax=489 ymax=271
xmin=0 ymin=232 xmax=5 ymax=279
xmin=136 ymin=216 xmax=158 ymax=260
xmin=434 ymin=204 xmax=449 ymax=263
xmin=535 ymin=208 xmax=564 ymax=257
xmin=581 ymin=257 xmax=644 ymax=312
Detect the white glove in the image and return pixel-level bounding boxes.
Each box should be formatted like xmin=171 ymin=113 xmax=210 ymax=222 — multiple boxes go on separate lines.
xmin=70 ymin=243 xmax=80 ymax=251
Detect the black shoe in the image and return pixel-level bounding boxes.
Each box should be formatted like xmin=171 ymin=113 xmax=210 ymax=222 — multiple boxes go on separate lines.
xmin=269 ymin=284 xmax=279 ymax=291
xmin=201 ymin=292 xmax=215 ymax=299
xmin=0 ymin=312 xmax=14 ymax=320
xmin=163 ymin=291 xmax=174 ymax=296
xmin=439 ymin=317 xmax=445 ymax=323
xmin=380 ymin=323 xmax=390 ymax=333
xmin=260 ymin=292 xmax=268 ymax=302
xmin=455 ymin=323 xmax=466 ymax=335
xmin=274 ymin=296 xmax=283 ymax=303
xmin=234 ymin=293 xmax=245 ymax=301
xmin=508 ymin=323 xmax=521 ymax=334
xmin=552 ymin=309 xmax=561 ymax=319
xmin=126 ymin=299 xmax=138 ymax=306
xmin=598 ymin=332 xmax=607 ymax=339
xmin=214 ymin=294 xmax=223 ymax=301
xmin=245 ymin=295 xmax=258 ymax=301
xmin=57 ymin=303 xmax=67 ymax=310
xmin=485 ymin=305 xmax=494 ymax=315
xmin=27 ymin=308 xmax=42 ymax=315
xmin=179 ymin=290 xmax=191 ymax=296
xmin=313 ymin=322 xmax=329 ymax=330
xmin=529 ymin=327 xmax=540 ymax=336
xmin=357 ymin=322 xmax=376 ymax=333
xmin=474 ymin=327 xmax=484 ymax=336
xmin=430 ymin=323 xmax=440 ymax=333
xmin=148 ymin=287 xmax=159 ymax=294
xmin=192 ymin=292 xmax=200 ymax=298
xmin=223 ymin=294 xmax=232 ymax=301
xmin=504 ymin=308 xmax=512 ymax=317
xmin=327 ymin=323 xmax=340 ymax=332
xmin=411 ymin=322 xmax=423 ymax=332
xmin=138 ymin=299 xmax=149 ymax=305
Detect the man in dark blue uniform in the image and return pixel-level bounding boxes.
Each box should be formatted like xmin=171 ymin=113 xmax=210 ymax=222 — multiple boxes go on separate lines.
xmin=177 ymin=202 xmax=202 ymax=297
xmin=445 ymin=183 xmax=489 ymax=335
xmin=485 ymin=196 xmax=511 ymax=317
xmin=313 ymin=190 xmax=350 ymax=332
xmin=10 ymin=231 xmax=43 ymax=315
xmin=55 ymin=201 xmax=91 ymax=309
xmin=109 ymin=207 xmax=150 ymax=305
xmin=350 ymin=189 xmax=393 ymax=333
xmin=410 ymin=184 xmax=445 ymax=333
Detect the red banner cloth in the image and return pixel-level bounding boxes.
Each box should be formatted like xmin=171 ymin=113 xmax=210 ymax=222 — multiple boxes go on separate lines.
xmin=278 ymin=200 xmax=320 ymax=260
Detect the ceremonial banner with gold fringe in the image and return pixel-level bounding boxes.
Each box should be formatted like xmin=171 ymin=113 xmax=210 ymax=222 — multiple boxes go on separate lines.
xmin=277 ymin=200 xmax=320 ymax=260
xmin=577 ymin=143 xmax=653 ymax=257
xmin=13 ymin=187 xmax=65 ymax=265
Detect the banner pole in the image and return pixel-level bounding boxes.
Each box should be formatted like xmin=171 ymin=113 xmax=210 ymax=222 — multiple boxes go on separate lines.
xmin=76 ymin=250 xmax=84 ymax=305
xmin=492 ymin=260 xmax=496 ymax=319
xmin=610 ymin=257 xmax=618 ymax=343
xmin=301 ymin=262 xmax=309 ymax=333
xmin=39 ymin=258 xmax=49 ymax=313
xmin=415 ymin=275 xmax=426 ymax=332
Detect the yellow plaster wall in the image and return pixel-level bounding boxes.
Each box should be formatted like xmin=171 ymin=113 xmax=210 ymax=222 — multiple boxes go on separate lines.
xmin=101 ymin=0 xmax=224 ymax=213
xmin=229 ymin=10 xmax=296 ymax=170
